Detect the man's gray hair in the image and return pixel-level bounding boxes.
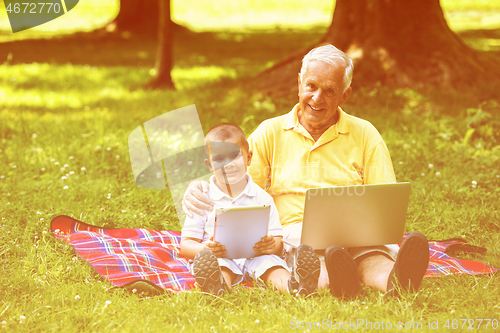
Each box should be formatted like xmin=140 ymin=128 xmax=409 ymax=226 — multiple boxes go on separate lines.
xmin=300 ymin=44 xmax=354 ymax=92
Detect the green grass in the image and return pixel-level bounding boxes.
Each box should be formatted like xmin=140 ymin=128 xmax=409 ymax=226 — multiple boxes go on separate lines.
xmin=1 ymin=0 xmax=500 ymax=332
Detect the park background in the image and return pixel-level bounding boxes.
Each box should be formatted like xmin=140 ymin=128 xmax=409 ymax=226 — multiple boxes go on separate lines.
xmin=0 ymin=0 xmax=499 ymax=331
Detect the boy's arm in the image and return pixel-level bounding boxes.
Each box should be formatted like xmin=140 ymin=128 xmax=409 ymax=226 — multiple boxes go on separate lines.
xmin=180 ymin=236 xmax=228 ymax=259
xmin=254 ymin=235 xmax=283 ymax=256
xmin=180 ymin=236 xmax=206 ymax=260
xmin=254 ymin=194 xmax=284 ymax=256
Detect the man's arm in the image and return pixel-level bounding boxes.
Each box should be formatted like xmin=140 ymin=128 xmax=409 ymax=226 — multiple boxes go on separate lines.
xmin=363 ymin=141 xmax=397 ymax=184
xmin=182 ymin=181 xmax=214 ymax=218
xmin=247 ymin=125 xmax=272 ymax=190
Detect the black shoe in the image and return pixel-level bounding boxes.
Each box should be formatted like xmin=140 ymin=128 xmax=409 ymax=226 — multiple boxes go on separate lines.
xmin=192 ymin=249 xmax=227 ymax=296
xmin=325 ymin=245 xmax=361 ymax=299
xmin=292 ymin=244 xmax=321 ymax=296
xmin=386 ymin=232 xmax=429 ymax=297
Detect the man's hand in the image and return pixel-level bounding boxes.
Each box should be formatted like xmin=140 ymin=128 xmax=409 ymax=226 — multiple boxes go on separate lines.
xmin=254 ymin=235 xmax=282 ymax=255
xmin=182 ymin=181 xmax=214 ymax=218
xmin=206 ymin=237 xmax=227 ymax=258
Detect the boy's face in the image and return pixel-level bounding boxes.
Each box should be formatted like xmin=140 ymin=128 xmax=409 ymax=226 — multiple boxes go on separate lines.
xmin=205 ymin=139 xmax=252 ymax=185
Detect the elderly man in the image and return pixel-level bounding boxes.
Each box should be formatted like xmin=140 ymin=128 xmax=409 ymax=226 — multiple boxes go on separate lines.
xmin=183 ymin=44 xmax=429 ymax=298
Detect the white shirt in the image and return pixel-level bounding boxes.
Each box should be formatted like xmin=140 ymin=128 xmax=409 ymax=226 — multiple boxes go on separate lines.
xmin=182 ymin=174 xmax=283 ymax=243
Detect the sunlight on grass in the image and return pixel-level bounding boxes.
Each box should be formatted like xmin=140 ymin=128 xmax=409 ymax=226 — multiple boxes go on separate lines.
xmin=173 ymin=66 xmax=237 ymax=90
xmin=0 ymin=63 xmax=238 ymax=109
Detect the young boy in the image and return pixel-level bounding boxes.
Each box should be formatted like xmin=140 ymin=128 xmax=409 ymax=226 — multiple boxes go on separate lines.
xmin=181 ymin=123 xmax=320 ymax=296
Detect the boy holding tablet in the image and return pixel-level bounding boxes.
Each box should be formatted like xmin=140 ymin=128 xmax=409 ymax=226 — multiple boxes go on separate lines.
xmin=181 ymin=123 xmax=320 ymax=296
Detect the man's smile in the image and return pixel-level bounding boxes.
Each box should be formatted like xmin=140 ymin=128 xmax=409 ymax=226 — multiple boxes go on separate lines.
xmin=309 ymin=104 xmax=323 ymax=111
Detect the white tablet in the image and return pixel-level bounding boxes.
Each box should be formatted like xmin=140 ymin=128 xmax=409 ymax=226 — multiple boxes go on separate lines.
xmin=213 ymin=205 xmax=270 ymax=259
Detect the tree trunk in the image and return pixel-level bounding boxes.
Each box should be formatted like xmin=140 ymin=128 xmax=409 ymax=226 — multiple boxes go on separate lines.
xmin=145 ymin=0 xmax=175 ymax=90
xmin=107 ymin=0 xmax=189 ymax=36
xmin=108 ymin=0 xmax=159 ymax=35
xmin=257 ymin=0 xmax=500 ymax=97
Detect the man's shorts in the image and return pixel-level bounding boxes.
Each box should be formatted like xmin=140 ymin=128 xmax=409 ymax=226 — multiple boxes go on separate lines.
xmin=189 ymin=254 xmax=291 ymax=286
xmin=283 ymin=222 xmax=398 ymax=262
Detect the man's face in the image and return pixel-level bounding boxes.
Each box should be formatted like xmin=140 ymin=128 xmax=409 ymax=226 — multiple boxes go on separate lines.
xmin=205 ymin=140 xmax=252 ymax=185
xmin=298 ymin=60 xmax=351 ymax=130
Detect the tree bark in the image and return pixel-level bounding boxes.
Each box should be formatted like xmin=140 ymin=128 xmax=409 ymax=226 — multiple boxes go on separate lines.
xmin=109 ymin=0 xmax=158 ymax=35
xmin=107 ymin=0 xmax=189 ymax=36
xmin=257 ymin=0 xmax=500 ymax=97
xmin=145 ymin=0 xmax=175 ymax=90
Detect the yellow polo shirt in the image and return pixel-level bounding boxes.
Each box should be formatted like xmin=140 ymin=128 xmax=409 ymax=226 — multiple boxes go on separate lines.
xmin=247 ymin=104 xmax=396 ymax=227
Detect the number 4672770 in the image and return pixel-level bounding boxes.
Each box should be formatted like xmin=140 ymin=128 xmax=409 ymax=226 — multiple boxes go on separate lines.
xmin=444 ymin=319 xmax=498 ymax=330
xmin=6 ymin=2 xmax=62 ymax=14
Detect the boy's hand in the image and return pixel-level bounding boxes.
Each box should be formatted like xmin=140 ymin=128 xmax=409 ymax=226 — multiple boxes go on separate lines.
xmin=206 ymin=236 xmax=227 ymax=258
xmin=254 ymin=235 xmax=278 ymax=255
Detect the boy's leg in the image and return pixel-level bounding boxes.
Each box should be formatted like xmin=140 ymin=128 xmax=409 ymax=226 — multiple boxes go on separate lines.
xmin=243 ymin=254 xmax=292 ymax=294
xmin=192 ymin=249 xmax=227 ymax=296
xmin=260 ymin=266 xmax=291 ymax=294
xmin=283 ymin=224 xmax=321 ymax=295
xmin=220 ymin=267 xmax=238 ymax=289
xmin=293 ymin=244 xmax=321 ymax=296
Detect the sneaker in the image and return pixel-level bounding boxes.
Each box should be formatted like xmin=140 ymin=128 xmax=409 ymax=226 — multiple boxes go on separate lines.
xmin=325 ymin=245 xmax=361 ymax=299
xmin=192 ymin=249 xmax=227 ymax=296
xmin=386 ymin=232 xmax=429 ymax=297
xmin=292 ymin=244 xmax=321 ymax=296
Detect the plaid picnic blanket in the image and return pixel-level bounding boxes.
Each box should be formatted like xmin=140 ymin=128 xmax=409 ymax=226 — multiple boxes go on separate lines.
xmin=50 ymin=215 xmax=498 ymax=293
xmin=426 ymin=237 xmax=498 ymax=278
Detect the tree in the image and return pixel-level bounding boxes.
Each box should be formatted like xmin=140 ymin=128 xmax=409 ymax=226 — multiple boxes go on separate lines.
xmin=145 ymin=0 xmax=175 ymax=89
xmin=107 ymin=0 xmax=159 ymax=36
xmin=257 ymin=0 xmax=500 ymax=96
xmin=106 ymin=0 xmax=179 ymax=89
xmin=106 ymin=0 xmax=189 ymax=36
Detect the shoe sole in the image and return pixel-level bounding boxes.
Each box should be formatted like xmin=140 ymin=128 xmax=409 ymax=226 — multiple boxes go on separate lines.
xmin=294 ymin=244 xmax=321 ymax=296
xmin=325 ymin=246 xmax=361 ymax=298
xmin=390 ymin=232 xmax=429 ymax=293
xmin=192 ymin=249 xmax=227 ymax=296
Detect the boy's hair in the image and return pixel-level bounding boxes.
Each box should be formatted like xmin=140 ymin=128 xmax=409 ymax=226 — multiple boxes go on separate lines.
xmin=204 ymin=123 xmax=249 ymax=159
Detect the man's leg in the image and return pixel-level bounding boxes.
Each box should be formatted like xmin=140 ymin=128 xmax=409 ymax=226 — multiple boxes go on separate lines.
xmin=386 ymin=232 xmax=429 ymax=295
xmin=356 ymin=232 xmax=429 ymax=294
xmin=318 ymin=259 xmax=329 ymax=290
xmin=320 ymin=249 xmax=393 ymax=294
xmin=324 ymin=246 xmax=362 ymax=298
xmin=355 ymin=253 xmax=394 ymax=292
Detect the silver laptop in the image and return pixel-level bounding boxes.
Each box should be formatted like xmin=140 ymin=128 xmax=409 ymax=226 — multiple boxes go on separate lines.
xmin=283 ymin=183 xmax=411 ymax=250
